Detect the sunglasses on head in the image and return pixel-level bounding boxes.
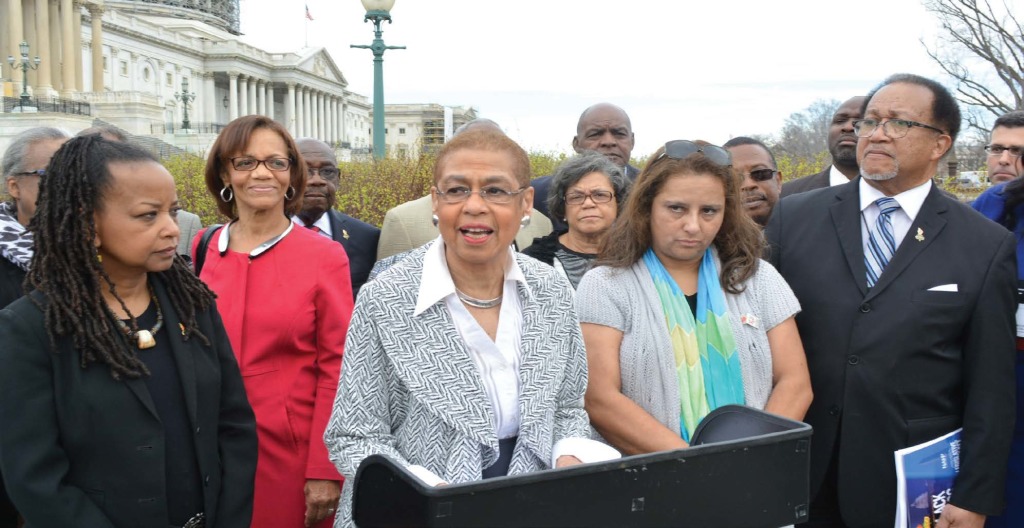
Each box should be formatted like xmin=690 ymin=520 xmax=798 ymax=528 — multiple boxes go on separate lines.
xmin=657 ymin=140 xmax=732 ymax=166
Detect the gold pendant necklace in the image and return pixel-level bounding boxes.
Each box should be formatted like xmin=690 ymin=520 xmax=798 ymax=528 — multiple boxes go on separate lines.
xmin=106 ymin=285 xmax=164 ymax=349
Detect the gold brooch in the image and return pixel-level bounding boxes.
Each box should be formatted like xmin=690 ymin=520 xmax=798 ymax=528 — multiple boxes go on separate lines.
xmin=915 ymin=228 xmax=925 ymax=242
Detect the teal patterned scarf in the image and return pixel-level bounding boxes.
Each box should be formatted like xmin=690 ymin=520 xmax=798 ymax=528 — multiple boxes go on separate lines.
xmin=643 ymin=248 xmax=744 ymax=442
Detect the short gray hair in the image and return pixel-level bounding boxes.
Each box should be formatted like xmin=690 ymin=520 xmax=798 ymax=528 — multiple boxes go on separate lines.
xmin=547 ymin=151 xmax=628 ymax=222
xmin=2 ymin=127 xmax=72 ymax=177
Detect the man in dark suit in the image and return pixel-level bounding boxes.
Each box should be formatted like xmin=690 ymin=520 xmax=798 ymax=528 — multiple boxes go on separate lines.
xmin=781 ymin=95 xmax=866 ymax=197
xmin=531 ymin=103 xmax=640 ymax=231
xmin=766 ymin=74 xmax=1016 ymax=528
xmin=723 ymin=136 xmax=783 ymax=227
xmin=294 ymin=138 xmax=380 ymax=300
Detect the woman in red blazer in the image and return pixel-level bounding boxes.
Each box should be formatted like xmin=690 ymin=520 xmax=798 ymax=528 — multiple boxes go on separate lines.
xmin=194 ymin=115 xmax=353 ymax=528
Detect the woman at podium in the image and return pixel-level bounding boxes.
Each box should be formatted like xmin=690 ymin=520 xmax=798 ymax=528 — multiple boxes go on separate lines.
xmin=324 ymin=130 xmax=619 ymax=527
xmin=576 ymin=140 xmax=813 ymax=454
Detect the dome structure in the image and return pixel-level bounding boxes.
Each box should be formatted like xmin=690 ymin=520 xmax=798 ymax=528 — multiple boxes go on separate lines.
xmin=107 ymin=0 xmax=240 ymax=34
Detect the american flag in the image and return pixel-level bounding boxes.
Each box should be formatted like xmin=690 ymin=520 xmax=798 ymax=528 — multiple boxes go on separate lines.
xmin=305 ymin=4 xmax=314 ymax=21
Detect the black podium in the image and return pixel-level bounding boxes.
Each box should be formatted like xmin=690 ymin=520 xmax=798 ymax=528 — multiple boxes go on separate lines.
xmin=352 ymin=405 xmax=812 ymax=528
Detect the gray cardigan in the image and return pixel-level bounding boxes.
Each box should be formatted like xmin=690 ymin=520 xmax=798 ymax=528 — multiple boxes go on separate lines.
xmin=575 ymin=253 xmax=800 ymax=435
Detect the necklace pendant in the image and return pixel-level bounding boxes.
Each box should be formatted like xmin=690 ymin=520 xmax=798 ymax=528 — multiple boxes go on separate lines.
xmin=136 ymin=330 xmax=156 ymax=349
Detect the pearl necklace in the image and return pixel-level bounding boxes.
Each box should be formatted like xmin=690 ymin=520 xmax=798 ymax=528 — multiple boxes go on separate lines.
xmin=455 ymin=288 xmax=503 ymax=309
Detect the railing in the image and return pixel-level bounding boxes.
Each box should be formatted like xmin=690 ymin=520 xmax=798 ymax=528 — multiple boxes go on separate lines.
xmin=151 ymin=122 xmax=226 ymax=135
xmin=2 ymin=96 xmax=91 ymax=115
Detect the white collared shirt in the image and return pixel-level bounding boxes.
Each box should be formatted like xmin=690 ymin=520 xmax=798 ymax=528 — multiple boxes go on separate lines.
xmin=415 ymin=237 xmax=529 ymax=440
xmin=859 ymin=177 xmax=932 ymax=253
xmin=290 ymin=214 xmax=332 ymax=238
xmin=829 ymin=165 xmax=853 ymax=187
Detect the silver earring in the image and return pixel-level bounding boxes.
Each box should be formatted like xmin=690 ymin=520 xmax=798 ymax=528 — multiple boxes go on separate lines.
xmin=285 ymin=186 xmax=296 ymax=200
xmin=219 ymin=186 xmax=234 ymax=202
xmin=520 ymin=215 xmax=531 ymax=229
xmin=431 ymin=214 xmax=440 ymax=227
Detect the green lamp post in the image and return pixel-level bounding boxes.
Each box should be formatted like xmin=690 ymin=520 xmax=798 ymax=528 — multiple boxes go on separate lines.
xmin=7 ymin=41 xmax=41 ymax=106
xmin=174 ymin=76 xmax=196 ymax=130
xmin=352 ymin=0 xmax=405 ymax=160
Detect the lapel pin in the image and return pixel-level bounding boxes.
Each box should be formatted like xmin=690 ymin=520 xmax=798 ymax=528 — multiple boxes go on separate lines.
xmin=179 ymin=323 xmax=186 ymax=336
xmin=740 ymin=314 xmax=760 ymax=329
xmin=343 ymin=229 xmax=350 ymax=240
xmin=915 ymin=228 xmax=925 ymax=242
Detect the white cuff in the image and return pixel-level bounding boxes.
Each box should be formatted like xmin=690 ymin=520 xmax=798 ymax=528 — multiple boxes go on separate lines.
xmin=551 ymin=437 xmax=621 ymax=467
xmin=407 ymin=464 xmax=446 ymax=486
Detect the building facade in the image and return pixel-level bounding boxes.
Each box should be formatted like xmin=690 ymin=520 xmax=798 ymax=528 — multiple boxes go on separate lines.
xmin=0 ymin=0 xmax=380 ymax=156
xmin=379 ymin=103 xmax=478 ymax=158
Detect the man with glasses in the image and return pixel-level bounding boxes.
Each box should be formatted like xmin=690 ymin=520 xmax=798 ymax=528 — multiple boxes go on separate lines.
xmin=293 ymin=138 xmax=379 ymax=299
xmin=782 ymin=96 xmax=867 ymax=197
xmin=767 ymin=74 xmax=1016 ymax=528
xmin=984 ymin=111 xmax=1024 ymax=185
xmin=723 ymin=136 xmax=782 ymax=226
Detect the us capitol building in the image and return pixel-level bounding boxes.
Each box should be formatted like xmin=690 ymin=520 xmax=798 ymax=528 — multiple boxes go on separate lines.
xmin=0 ymin=0 xmax=477 ymax=158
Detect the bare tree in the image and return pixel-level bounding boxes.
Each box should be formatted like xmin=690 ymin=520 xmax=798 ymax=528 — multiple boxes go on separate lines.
xmin=922 ymin=0 xmax=1024 ymax=132
xmin=771 ymin=99 xmax=840 ymax=159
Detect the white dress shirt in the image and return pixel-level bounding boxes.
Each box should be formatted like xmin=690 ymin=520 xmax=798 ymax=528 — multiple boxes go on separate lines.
xmin=859 ymin=177 xmax=932 ymax=254
xmin=291 ymin=214 xmax=332 ymax=239
xmin=406 ymin=237 xmax=619 ymax=485
xmin=829 ymin=165 xmax=854 ymax=187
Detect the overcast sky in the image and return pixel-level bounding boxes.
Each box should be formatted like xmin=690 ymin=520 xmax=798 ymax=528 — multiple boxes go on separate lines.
xmin=238 ymin=0 xmax=977 ymax=156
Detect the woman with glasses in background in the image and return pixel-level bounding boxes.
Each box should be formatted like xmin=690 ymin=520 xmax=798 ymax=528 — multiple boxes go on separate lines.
xmin=324 ymin=129 xmax=618 ymax=528
xmin=194 ymin=115 xmax=353 ymax=528
xmin=523 ymin=151 xmax=628 ymax=289
xmin=576 ymin=140 xmax=813 ymax=456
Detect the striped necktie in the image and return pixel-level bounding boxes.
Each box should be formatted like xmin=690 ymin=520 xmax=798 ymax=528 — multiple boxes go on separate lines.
xmin=865 ymin=197 xmax=901 ymax=288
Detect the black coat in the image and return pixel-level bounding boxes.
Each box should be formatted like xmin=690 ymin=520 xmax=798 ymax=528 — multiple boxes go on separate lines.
xmin=0 ymin=276 xmax=258 ymax=528
xmin=0 ymin=257 xmax=25 ymax=310
xmin=326 ymin=209 xmax=380 ymax=300
xmin=766 ymin=180 xmax=1017 ymax=524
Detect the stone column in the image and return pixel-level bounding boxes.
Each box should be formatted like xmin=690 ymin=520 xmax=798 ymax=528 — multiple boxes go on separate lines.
xmin=59 ymin=0 xmax=75 ymax=95
xmin=316 ymin=92 xmax=325 ymax=140
xmin=339 ymin=99 xmax=347 ymax=145
xmin=302 ymin=87 xmax=311 ymax=137
xmin=24 ymin=0 xmax=38 ymax=88
xmin=238 ymin=75 xmax=249 ymax=117
xmin=88 ymin=3 xmax=102 ymax=92
xmin=8 ymin=0 xmax=25 ymax=88
xmin=228 ymin=71 xmax=238 ymax=121
xmin=265 ymin=82 xmax=274 ymax=120
xmin=247 ymin=76 xmax=256 ymax=115
xmin=285 ymin=82 xmax=296 ymax=136
xmin=250 ymin=79 xmax=260 ymax=115
xmin=296 ymin=85 xmax=305 ymax=137
xmin=73 ymin=0 xmax=82 ymax=91
xmin=203 ymin=71 xmax=215 ymax=125
xmin=0 ymin=1 xmax=8 ymax=79
xmin=48 ymin=0 xmax=60 ymax=90
xmin=326 ymin=97 xmax=334 ymax=144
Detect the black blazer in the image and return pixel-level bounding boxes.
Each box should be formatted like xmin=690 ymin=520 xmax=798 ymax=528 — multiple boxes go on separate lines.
xmin=766 ymin=180 xmax=1017 ymax=525
xmin=0 ymin=258 xmax=26 ymax=310
xmin=780 ymin=167 xmax=831 ymax=197
xmin=531 ymin=164 xmax=639 ymax=232
xmin=0 ymin=276 xmax=258 ymax=528
xmin=326 ymin=209 xmax=380 ymax=299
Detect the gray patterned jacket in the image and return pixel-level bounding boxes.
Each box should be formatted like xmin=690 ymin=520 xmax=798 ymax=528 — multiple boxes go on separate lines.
xmin=324 ymin=243 xmax=591 ymax=527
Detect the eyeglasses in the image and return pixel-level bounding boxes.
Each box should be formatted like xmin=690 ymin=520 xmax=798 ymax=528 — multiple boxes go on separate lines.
xmin=435 ymin=185 xmax=528 ymax=204
xmin=230 ymin=157 xmax=292 ymax=172
xmin=657 ymin=140 xmax=732 ymax=166
xmin=11 ymin=169 xmax=45 ymax=177
xmin=853 ymin=118 xmax=946 ymax=138
xmin=742 ymin=168 xmax=779 ymax=182
xmin=565 ymin=189 xmax=615 ymax=205
xmin=307 ymin=167 xmax=340 ymax=179
xmin=985 ymin=144 xmax=1024 ymax=159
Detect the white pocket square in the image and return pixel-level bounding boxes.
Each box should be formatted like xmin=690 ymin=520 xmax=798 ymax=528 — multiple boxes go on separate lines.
xmin=927 ymin=284 xmax=958 ymax=292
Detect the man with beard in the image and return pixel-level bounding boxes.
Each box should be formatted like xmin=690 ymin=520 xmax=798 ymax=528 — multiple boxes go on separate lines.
xmin=293 ymin=138 xmax=380 ymax=300
xmin=531 ymin=103 xmax=640 ymax=231
xmin=782 ymin=96 xmax=866 ymax=197
xmin=767 ymin=74 xmax=1016 ymax=528
xmin=723 ymin=136 xmax=781 ymax=226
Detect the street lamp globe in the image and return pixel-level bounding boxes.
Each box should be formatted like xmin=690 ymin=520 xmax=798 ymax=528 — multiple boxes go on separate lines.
xmin=360 ymin=0 xmax=395 ymax=15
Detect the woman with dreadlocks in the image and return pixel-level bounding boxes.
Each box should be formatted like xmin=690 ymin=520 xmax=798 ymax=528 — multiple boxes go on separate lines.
xmin=0 ymin=135 xmax=258 ymax=528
